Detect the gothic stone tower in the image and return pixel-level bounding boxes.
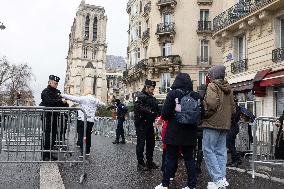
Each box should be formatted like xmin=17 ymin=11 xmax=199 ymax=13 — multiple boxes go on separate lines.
xmin=64 ymin=0 xmax=107 ymax=102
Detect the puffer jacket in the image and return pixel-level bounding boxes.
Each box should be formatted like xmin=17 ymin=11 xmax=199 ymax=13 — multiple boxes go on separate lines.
xmin=61 ymin=94 xmax=105 ymax=122
xmin=201 ymin=79 xmax=235 ymax=130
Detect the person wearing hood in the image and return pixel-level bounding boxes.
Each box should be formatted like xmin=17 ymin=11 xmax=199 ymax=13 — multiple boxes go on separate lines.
xmin=155 ymin=73 xmax=201 ymax=189
xmin=201 ymin=65 xmax=235 ymax=189
xmin=61 ymin=90 xmax=105 ymax=157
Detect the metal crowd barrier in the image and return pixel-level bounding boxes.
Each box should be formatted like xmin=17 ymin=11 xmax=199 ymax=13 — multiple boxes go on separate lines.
xmin=0 ymin=106 xmax=88 ymax=183
xmin=251 ymin=116 xmax=284 ymax=179
xmin=93 ymin=117 xmax=162 ymax=149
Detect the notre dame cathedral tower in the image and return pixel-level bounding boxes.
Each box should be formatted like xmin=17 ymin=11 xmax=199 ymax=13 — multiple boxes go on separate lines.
xmin=64 ymin=0 xmax=107 ymax=102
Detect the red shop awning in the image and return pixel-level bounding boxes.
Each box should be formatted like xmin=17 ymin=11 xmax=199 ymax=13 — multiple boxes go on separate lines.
xmin=260 ymin=70 xmax=284 ymax=87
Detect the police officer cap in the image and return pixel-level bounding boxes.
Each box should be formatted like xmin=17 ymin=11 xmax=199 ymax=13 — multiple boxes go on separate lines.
xmin=145 ymin=79 xmax=156 ymax=87
xmin=49 ymin=75 xmax=60 ymax=82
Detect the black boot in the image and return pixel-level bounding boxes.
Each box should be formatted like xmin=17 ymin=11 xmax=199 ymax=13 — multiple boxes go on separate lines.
xmin=137 ymin=161 xmax=148 ymax=171
xmin=146 ymin=161 xmax=159 ymax=170
xmin=112 ymin=139 xmax=119 ymax=144
xmin=120 ymin=139 xmax=126 ymax=144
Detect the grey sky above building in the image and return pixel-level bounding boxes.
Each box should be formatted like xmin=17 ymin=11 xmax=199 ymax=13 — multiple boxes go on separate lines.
xmin=0 ymin=0 xmax=128 ymax=105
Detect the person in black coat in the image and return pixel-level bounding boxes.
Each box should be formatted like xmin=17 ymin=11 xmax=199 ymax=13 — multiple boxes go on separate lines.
xmin=40 ymin=75 xmax=68 ymax=161
xmin=112 ymin=99 xmax=128 ymax=144
xmin=134 ymin=79 xmax=160 ymax=171
xmin=227 ymin=96 xmax=242 ymax=167
xmin=155 ymin=73 xmax=200 ymax=189
xmin=275 ymin=110 xmax=284 ymax=159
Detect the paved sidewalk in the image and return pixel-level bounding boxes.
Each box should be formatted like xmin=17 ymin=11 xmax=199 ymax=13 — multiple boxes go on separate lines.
xmin=59 ymin=135 xmax=284 ymax=189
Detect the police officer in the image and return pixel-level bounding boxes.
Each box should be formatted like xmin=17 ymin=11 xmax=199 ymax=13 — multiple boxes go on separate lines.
xmin=112 ymin=99 xmax=128 ymax=144
xmin=40 ymin=75 xmax=68 ymax=161
xmin=134 ymin=79 xmax=160 ymax=171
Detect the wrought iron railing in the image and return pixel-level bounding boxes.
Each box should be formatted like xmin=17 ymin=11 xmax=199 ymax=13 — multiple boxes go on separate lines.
xmin=231 ymin=59 xmax=248 ymax=74
xmin=149 ymin=55 xmax=181 ymax=66
xmin=197 ymin=56 xmax=212 ymax=65
xmin=197 ymin=21 xmax=212 ymax=31
xmin=156 ymin=22 xmax=175 ymax=34
xmin=272 ymin=48 xmax=284 ymax=63
xmin=144 ymin=2 xmax=151 ymax=14
xmin=157 ymin=0 xmax=177 ymax=5
xmin=124 ymin=59 xmax=148 ymax=78
xmin=213 ymin=0 xmax=275 ymax=33
xmin=142 ymin=28 xmax=150 ymax=40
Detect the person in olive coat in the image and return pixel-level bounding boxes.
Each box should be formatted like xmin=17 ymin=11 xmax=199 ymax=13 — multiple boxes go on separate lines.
xmin=155 ymin=73 xmax=201 ymax=189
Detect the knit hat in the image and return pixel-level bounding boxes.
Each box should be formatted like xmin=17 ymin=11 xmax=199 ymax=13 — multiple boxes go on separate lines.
xmin=208 ymin=65 xmax=226 ymax=80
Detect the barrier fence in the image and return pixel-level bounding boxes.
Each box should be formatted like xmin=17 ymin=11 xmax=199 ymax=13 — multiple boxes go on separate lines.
xmin=251 ymin=116 xmax=284 ymax=179
xmin=0 ymin=106 xmax=87 ymax=183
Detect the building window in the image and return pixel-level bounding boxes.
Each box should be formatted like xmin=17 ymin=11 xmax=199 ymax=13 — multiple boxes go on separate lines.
xmin=235 ymin=35 xmax=246 ymax=61
xmin=162 ymin=42 xmax=171 ymax=57
xmin=160 ymin=73 xmax=171 ymax=93
xmin=138 ymin=22 xmax=142 ymax=38
xmin=163 ymin=13 xmax=172 ymax=25
xmin=93 ymin=17 xmax=97 ymax=41
xmin=199 ymin=71 xmax=207 ymax=86
xmin=200 ymin=40 xmax=209 ymax=63
xmin=280 ymin=18 xmax=284 ymax=48
xmin=92 ymin=49 xmax=96 ymax=59
xmin=200 ymin=9 xmax=209 ymax=21
xmin=139 ymin=1 xmax=143 ymax=13
xmin=84 ymin=15 xmax=90 ymax=40
xmin=137 ymin=48 xmax=140 ymax=59
xmin=83 ymin=47 xmax=87 ymax=58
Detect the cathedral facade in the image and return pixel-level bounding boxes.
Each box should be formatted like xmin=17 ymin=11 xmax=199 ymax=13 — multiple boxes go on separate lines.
xmin=64 ymin=0 xmax=107 ymax=102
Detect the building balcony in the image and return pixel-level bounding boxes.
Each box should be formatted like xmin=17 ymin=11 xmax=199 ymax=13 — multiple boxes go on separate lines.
xmin=149 ymin=55 xmax=181 ymax=68
xmin=197 ymin=21 xmax=213 ymax=34
xmin=142 ymin=2 xmax=151 ymax=18
xmin=197 ymin=56 xmax=212 ymax=66
xmin=123 ymin=59 xmax=148 ymax=80
xmin=231 ymin=59 xmax=248 ymax=74
xmin=197 ymin=0 xmax=213 ymax=6
xmin=213 ymin=0 xmax=282 ymax=34
xmin=156 ymin=22 xmax=175 ymax=40
xmin=272 ymin=48 xmax=284 ymax=63
xmin=157 ymin=0 xmax=177 ymax=10
xmin=142 ymin=28 xmax=150 ymax=42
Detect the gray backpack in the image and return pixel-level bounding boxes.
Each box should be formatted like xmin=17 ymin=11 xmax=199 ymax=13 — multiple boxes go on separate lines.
xmin=175 ymin=90 xmax=201 ymax=125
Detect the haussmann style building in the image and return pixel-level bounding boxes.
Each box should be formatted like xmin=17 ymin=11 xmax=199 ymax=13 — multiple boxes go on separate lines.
xmin=123 ymin=0 xmax=224 ymax=103
xmin=212 ymin=0 xmax=284 ymax=117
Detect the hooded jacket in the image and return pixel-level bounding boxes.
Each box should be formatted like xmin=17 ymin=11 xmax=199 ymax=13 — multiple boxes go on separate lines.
xmin=162 ymin=73 xmax=200 ymax=146
xmin=201 ymin=79 xmax=235 ymax=130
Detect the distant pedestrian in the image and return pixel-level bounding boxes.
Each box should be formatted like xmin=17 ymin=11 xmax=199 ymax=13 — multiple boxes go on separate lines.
xmin=275 ymin=110 xmax=284 ymax=159
xmin=156 ymin=73 xmax=202 ymax=189
xmin=134 ymin=79 xmax=160 ymax=171
xmin=40 ymin=75 xmax=69 ymax=161
xmin=112 ymin=99 xmax=128 ymax=144
xmin=61 ymin=90 xmax=105 ymax=157
xmin=201 ymin=65 xmax=235 ymax=189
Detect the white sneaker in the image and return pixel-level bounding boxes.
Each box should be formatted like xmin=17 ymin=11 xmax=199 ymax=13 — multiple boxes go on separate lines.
xmin=154 ymin=183 xmax=168 ymax=189
xmin=215 ymin=178 xmax=229 ymax=188
xmin=170 ymin=177 xmax=174 ymax=181
xmin=207 ymin=182 xmax=218 ymax=189
xmin=182 ymin=187 xmax=196 ymax=189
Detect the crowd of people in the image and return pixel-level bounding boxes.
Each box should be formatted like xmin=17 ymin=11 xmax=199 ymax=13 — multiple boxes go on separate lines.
xmin=39 ymin=64 xmax=284 ymax=188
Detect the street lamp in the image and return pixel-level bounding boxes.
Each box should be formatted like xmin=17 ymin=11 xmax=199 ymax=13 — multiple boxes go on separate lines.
xmin=0 ymin=22 xmax=6 ymax=30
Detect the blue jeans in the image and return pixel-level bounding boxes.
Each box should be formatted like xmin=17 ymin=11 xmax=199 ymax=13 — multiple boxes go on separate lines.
xmin=202 ymin=128 xmax=227 ymax=182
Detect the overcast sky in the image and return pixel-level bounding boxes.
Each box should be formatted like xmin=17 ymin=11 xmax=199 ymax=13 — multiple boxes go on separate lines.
xmin=0 ymin=0 xmax=128 ymax=105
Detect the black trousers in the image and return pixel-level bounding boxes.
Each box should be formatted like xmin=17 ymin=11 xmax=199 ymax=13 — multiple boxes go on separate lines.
xmin=162 ymin=145 xmax=196 ymax=187
xmin=115 ymin=119 xmax=125 ymax=141
xmin=275 ymin=129 xmax=284 ymax=159
xmin=135 ymin=119 xmax=155 ymax=164
xmin=77 ymin=120 xmax=94 ymax=154
xmin=43 ymin=114 xmax=59 ymax=158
